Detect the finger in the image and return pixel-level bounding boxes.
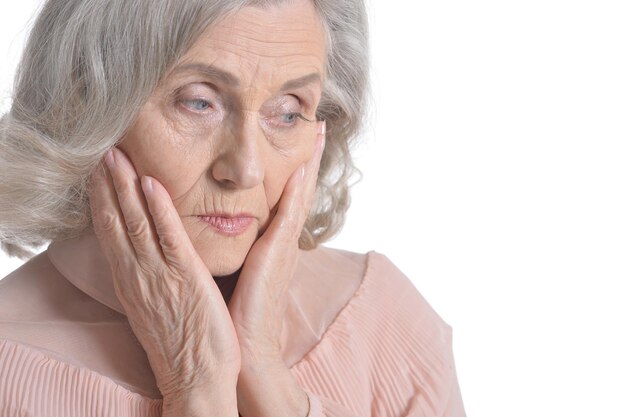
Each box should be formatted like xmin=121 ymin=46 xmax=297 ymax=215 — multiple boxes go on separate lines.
xmin=302 ymin=120 xmax=326 ymax=211
xmin=104 ymin=147 xmax=162 ymax=266
xmin=140 ymin=174 xmax=207 ymax=275
xmin=289 ymin=119 xmax=326 ymax=227
xmin=261 ymin=120 xmax=326 ymax=245
xmin=87 ymin=160 xmax=136 ymax=270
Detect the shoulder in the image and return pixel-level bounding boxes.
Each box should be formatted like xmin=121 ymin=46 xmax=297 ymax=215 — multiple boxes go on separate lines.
xmin=365 ymin=251 xmax=451 ymax=325
xmin=0 ymin=251 xmax=160 ymax=399
xmin=296 ymin=246 xmax=447 ymax=308
xmin=0 ymin=251 xmax=125 ymax=358
xmin=292 ymin=249 xmax=463 ymax=415
xmin=364 ymin=251 xmax=454 ymax=346
xmin=295 ymin=246 xmax=452 ymax=339
xmin=304 ymin=248 xmax=454 ymax=355
xmin=296 ymin=245 xmax=368 ymax=296
xmin=292 ymin=245 xmax=370 ymax=327
xmin=359 ymin=253 xmax=464 ymax=415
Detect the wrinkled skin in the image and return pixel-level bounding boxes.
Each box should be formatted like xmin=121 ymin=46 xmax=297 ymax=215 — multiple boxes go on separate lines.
xmin=87 ymin=0 xmax=327 ymax=415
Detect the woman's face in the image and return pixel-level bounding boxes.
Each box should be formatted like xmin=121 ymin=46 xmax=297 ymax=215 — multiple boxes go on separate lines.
xmin=118 ymin=0 xmax=326 ymax=277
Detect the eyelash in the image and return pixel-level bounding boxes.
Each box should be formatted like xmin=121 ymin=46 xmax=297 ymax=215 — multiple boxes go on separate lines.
xmin=280 ymin=112 xmax=314 ymax=125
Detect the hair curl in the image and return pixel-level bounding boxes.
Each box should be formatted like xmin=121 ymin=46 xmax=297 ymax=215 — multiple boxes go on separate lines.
xmin=0 ymin=0 xmax=370 ymax=260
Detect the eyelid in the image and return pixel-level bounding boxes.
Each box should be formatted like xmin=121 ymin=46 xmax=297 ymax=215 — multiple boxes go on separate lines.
xmin=269 ymin=94 xmax=305 ymax=113
xmin=287 ymin=94 xmax=318 ymax=116
xmin=174 ymin=83 xmax=222 ymax=112
xmin=175 ymin=82 xmax=218 ymax=101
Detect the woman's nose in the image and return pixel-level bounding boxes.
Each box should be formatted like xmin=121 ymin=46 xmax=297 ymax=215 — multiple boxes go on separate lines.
xmin=211 ymin=118 xmax=265 ymax=189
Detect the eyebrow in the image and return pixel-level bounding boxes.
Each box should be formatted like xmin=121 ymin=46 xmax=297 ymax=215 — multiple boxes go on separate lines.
xmin=172 ymin=62 xmax=322 ymax=91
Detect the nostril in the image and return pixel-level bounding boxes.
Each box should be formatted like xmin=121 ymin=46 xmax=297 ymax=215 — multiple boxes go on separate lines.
xmin=216 ymin=177 xmax=237 ymax=189
xmin=210 ymin=156 xmax=264 ymax=190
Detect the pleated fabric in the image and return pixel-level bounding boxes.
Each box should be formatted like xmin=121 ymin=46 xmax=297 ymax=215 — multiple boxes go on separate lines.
xmin=290 ymin=253 xmax=465 ymax=417
xmin=0 ymin=338 xmax=162 ymax=417
xmin=0 ymin=252 xmax=465 ymax=417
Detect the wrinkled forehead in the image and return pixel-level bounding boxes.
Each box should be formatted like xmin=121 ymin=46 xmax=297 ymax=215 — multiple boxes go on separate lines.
xmin=164 ymin=0 xmax=327 ymax=92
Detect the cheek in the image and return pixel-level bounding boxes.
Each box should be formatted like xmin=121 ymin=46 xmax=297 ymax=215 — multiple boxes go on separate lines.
xmin=118 ymin=115 xmax=202 ymax=198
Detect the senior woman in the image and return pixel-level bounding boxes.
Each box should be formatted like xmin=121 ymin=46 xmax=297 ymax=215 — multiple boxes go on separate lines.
xmin=0 ymin=0 xmax=465 ymax=416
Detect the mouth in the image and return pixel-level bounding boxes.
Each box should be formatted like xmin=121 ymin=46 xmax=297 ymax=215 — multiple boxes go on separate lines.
xmin=197 ymin=214 xmax=255 ymax=237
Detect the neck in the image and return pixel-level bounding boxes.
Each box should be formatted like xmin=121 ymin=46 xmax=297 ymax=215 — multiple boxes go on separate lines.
xmin=213 ymin=270 xmax=241 ymax=306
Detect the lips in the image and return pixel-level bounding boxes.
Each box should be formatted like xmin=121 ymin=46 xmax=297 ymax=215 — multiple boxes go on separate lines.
xmin=198 ymin=214 xmax=255 ymax=236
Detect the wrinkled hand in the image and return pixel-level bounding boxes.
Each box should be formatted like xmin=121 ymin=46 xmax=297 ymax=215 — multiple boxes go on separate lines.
xmin=228 ymin=120 xmax=326 ymax=417
xmin=87 ymin=148 xmax=241 ymax=398
xmin=228 ymin=120 xmax=326 ymax=365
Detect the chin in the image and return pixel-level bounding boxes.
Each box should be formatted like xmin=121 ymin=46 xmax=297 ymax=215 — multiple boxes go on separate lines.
xmin=192 ymin=236 xmax=255 ymax=279
xmin=205 ymin=253 xmax=247 ymax=277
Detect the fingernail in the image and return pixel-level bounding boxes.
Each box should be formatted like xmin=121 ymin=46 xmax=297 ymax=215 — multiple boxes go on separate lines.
xmin=105 ymin=149 xmax=116 ymax=168
xmin=318 ymin=120 xmax=326 ymax=135
xmin=317 ymin=130 xmax=326 ymax=155
xmin=141 ymin=176 xmax=153 ymax=194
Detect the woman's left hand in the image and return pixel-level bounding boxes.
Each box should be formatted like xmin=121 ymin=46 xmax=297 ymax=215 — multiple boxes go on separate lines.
xmin=228 ymin=120 xmax=325 ymax=416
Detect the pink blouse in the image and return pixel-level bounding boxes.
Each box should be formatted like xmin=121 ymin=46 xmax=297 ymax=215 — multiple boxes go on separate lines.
xmin=0 ymin=231 xmax=465 ymax=416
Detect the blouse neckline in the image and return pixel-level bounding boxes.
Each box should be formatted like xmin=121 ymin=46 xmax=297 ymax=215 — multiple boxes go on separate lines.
xmin=44 ymin=228 xmax=378 ymax=372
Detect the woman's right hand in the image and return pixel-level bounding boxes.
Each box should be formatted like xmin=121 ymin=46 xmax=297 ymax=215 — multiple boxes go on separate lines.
xmin=87 ymin=147 xmax=241 ymax=399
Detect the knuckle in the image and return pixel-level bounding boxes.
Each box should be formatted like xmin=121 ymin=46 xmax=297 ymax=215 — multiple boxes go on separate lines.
xmin=126 ymin=218 xmax=151 ymax=241
xmin=159 ymin=230 xmax=183 ymax=253
xmin=115 ymin=183 xmax=134 ymax=206
xmin=94 ymin=209 xmax=117 ymax=232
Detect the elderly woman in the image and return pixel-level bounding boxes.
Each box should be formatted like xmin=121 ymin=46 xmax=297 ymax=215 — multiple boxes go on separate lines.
xmin=0 ymin=0 xmax=465 ymax=416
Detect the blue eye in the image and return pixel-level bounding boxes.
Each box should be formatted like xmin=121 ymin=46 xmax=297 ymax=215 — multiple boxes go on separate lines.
xmin=184 ymin=99 xmax=211 ymax=111
xmin=281 ymin=113 xmax=307 ymax=125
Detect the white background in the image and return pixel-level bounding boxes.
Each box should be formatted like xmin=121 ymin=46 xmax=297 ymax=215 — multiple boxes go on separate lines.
xmin=2 ymin=1 xmax=626 ymax=416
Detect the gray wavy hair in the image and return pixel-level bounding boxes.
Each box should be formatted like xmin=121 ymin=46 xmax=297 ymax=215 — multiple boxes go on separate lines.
xmin=0 ymin=0 xmax=370 ymax=260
